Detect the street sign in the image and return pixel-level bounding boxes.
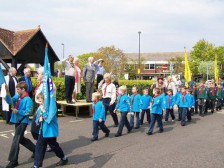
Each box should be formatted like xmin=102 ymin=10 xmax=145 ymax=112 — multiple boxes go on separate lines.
xmin=162 ymin=64 xmax=167 ymax=70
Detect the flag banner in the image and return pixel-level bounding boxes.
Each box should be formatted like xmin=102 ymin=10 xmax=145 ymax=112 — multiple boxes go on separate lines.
xmin=184 ymin=49 xmax=191 ymax=87
xmin=214 ymin=55 xmax=219 ymax=84
xmin=0 ymin=65 xmax=6 ymax=85
xmin=42 ymin=44 xmax=57 ymax=123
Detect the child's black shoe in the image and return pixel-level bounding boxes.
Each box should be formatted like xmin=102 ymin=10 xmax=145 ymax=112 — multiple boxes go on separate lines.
xmin=146 ymin=132 xmax=153 ymax=135
xmin=115 ymin=133 xmax=122 ymax=137
xmin=91 ymin=137 xmax=98 ymax=141
xmin=105 ymin=130 xmax=110 ymax=137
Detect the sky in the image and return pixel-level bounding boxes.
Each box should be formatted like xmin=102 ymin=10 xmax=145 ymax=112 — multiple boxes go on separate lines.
xmin=1 ymin=0 xmax=224 ymax=60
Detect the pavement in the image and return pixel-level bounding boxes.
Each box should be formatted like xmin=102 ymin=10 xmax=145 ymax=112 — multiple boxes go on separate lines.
xmin=0 ymin=109 xmax=224 ymax=168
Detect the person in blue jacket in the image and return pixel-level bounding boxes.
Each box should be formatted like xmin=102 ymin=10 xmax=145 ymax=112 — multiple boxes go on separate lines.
xmin=114 ymin=85 xmax=132 ymax=137
xmin=129 ymin=86 xmax=142 ymax=129
xmin=186 ymin=89 xmax=195 ymax=122
xmin=140 ymin=88 xmax=152 ymax=125
xmin=91 ymin=92 xmax=110 ymax=141
xmin=164 ymin=89 xmax=175 ymax=122
xmin=176 ymin=87 xmax=190 ymax=126
xmin=32 ymin=92 xmax=68 ymax=168
xmin=146 ymin=88 xmax=164 ymax=135
xmin=5 ymin=81 xmax=35 ymax=168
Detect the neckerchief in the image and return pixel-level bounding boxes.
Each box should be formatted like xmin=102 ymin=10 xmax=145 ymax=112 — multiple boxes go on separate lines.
xmin=182 ymin=92 xmax=186 ymax=103
xmin=199 ymin=85 xmax=204 ymax=94
xmin=15 ymin=92 xmax=29 ymax=110
xmin=131 ymin=92 xmax=138 ymax=105
xmin=168 ymin=94 xmax=172 ymax=106
xmin=152 ymin=94 xmax=160 ymax=105
xmin=104 ymin=82 xmax=111 ymax=96
xmin=210 ymin=87 xmax=215 ymax=96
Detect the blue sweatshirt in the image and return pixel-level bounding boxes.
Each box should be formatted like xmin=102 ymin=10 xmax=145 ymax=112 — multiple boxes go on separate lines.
xmin=115 ymin=94 xmax=131 ymax=112
xmin=174 ymin=91 xmax=181 ymax=105
xmin=176 ymin=93 xmax=189 ymax=108
xmin=92 ymin=101 xmax=106 ymax=121
xmin=130 ymin=93 xmax=141 ymax=112
xmin=151 ymin=94 xmax=163 ymax=115
xmin=163 ymin=95 xmax=175 ymax=109
xmin=140 ymin=95 xmax=152 ymax=110
xmin=5 ymin=94 xmax=33 ymax=124
xmin=186 ymin=94 xmax=195 ymax=108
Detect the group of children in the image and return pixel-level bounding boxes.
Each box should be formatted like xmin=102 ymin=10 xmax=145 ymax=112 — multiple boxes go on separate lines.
xmin=91 ymin=80 xmax=224 ymax=140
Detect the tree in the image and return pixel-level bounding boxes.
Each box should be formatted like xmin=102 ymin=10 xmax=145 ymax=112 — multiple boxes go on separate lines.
xmin=168 ymin=56 xmax=184 ymax=74
xmin=77 ymin=53 xmax=94 ymax=70
xmin=198 ymin=61 xmax=214 ymax=79
xmin=93 ymin=46 xmax=127 ymax=76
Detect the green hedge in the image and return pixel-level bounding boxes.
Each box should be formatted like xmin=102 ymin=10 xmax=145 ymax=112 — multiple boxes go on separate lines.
xmin=31 ymin=78 xmax=155 ymax=100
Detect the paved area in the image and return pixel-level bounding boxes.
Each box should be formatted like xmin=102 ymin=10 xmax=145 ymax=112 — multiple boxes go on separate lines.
xmin=0 ymin=110 xmax=224 ymax=168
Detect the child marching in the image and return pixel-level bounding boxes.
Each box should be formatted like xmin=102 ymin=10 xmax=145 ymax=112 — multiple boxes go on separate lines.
xmin=140 ymin=88 xmax=152 ymax=125
xmin=164 ymin=89 xmax=175 ymax=122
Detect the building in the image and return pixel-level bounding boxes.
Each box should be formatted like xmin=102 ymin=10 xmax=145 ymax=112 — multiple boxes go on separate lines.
xmin=0 ymin=26 xmax=59 ymax=75
xmin=125 ymin=52 xmax=186 ymax=80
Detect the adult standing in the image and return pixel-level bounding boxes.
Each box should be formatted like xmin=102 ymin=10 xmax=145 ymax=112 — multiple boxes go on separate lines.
xmin=62 ymin=55 xmax=75 ymax=104
xmin=72 ymin=58 xmax=82 ymax=102
xmin=94 ymin=59 xmax=106 ymax=89
xmin=18 ymin=68 xmax=33 ymax=98
xmin=83 ymin=57 xmax=96 ymax=102
xmin=165 ymin=76 xmax=177 ymax=95
xmin=0 ymin=67 xmax=18 ymax=124
xmin=101 ymin=73 xmax=119 ymax=127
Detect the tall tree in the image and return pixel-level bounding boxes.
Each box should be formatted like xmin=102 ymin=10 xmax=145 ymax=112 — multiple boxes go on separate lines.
xmin=168 ymin=56 xmax=184 ymax=74
xmin=93 ymin=46 xmax=127 ymax=76
xmin=77 ymin=53 xmax=93 ymax=70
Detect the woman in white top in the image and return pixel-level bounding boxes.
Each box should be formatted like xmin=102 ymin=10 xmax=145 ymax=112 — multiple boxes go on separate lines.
xmin=165 ymin=76 xmax=177 ymax=95
xmin=101 ymin=73 xmax=119 ymax=126
xmin=72 ymin=58 xmax=81 ymax=102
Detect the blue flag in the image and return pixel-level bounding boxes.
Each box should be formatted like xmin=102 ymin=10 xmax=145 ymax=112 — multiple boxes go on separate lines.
xmin=42 ymin=46 xmax=57 ymax=123
xmin=0 ymin=65 xmax=6 ymax=85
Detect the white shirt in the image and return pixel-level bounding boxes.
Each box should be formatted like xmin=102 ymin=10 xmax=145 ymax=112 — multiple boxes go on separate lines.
xmin=35 ymin=83 xmax=57 ymax=103
xmin=101 ymin=83 xmax=116 ymax=104
xmin=0 ymin=75 xmax=18 ymax=111
xmin=62 ymin=58 xmax=75 ymax=76
xmin=166 ymin=81 xmax=177 ymax=95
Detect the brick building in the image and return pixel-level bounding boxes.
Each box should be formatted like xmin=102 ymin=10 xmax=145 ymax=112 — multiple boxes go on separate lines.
xmin=125 ymin=52 xmax=185 ymax=80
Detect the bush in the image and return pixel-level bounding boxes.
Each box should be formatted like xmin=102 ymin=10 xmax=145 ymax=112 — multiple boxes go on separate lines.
xmin=31 ymin=78 xmax=155 ymax=100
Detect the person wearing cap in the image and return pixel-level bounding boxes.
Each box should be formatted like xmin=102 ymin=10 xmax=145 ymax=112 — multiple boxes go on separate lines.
xmin=94 ymin=58 xmax=106 ymax=89
xmin=62 ymin=55 xmax=75 ymax=104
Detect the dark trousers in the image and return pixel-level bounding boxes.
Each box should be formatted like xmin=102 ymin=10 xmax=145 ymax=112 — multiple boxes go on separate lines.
xmin=3 ymin=110 xmax=12 ymax=123
xmin=130 ymin=112 xmax=140 ymax=128
xmin=65 ymin=75 xmax=75 ymax=102
xmin=165 ymin=108 xmax=175 ymax=121
xmin=194 ymin=100 xmax=198 ymax=114
xmin=117 ymin=112 xmax=131 ymax=134
xmin=140 ymin=109 xmax=151 ymax=124
xmin=85 ymin=82 xmax=94 ymax=102
xmin=8 ymin=123 xmax=35 ymax=162
xmin=216 ymin=98 xmax=222 ymax=110
xmin=198 ymin=98 xmax=206 ymax=115
xmin=96 ymin=74 xmax=103 ymax=89
xmin=179 ymin=107 xmax=187 ymax=125
xmin=210 ymin=99 xmax=216 ymax=112
xmin=92 ymin=120 xmax=110 ymax=139
xmin=34 ymin=134 xmax=65 ymax=167
xmin=178 ymin=106 xmax=181 ymax=121
xmin=187 ymin=108 xmax=192 ymax=121
xmin=205 ymin=99 xmax=210 ymax=114
xmin=148 ymin=113 xmax=163 ymax=133
xmin=103 ymin=98 xmax=118 ymax=125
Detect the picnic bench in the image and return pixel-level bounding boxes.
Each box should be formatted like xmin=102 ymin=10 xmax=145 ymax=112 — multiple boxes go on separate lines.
xmin=57 ymin=100 xmax=92 ymax=119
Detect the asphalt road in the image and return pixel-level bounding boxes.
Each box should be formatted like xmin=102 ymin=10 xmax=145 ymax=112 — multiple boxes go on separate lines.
xmin=0 ymin=109 xmax=224 ymax=168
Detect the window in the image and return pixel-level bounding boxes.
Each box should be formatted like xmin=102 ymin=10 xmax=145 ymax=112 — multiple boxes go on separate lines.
xmin=150 ymin=64 xmax=155 ymax=70
xmin=144 ymin=64 xmax=149 ymax=70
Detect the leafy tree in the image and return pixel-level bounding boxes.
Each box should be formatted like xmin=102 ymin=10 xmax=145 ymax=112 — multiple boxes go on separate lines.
xmin=77 ymin=53 xmax=94 ymax=70
xmin=93 ymin=46 xmax=127 ymax=76
xmin=198 ymin=61 xmax=214 ymax=79
xmin=168 ymin=56 xmax=184 ymax=74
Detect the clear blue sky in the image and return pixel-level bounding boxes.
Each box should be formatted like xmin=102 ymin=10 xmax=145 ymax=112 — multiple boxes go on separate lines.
xmin=1 ymin=0 xmax=224 ymax=60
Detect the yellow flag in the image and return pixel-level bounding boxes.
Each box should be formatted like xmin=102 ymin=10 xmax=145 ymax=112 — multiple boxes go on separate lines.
xmin=184 ymin=49 xmax=191 ymax=87
xmin=214 ymin=55 xmax=219 ymax=84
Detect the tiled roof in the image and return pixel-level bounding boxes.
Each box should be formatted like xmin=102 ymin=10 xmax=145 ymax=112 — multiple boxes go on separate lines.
xmin=125 ymin=52 xmax=188 ymax=61
xmin=0 ymin=27 xmax=39 ymax=55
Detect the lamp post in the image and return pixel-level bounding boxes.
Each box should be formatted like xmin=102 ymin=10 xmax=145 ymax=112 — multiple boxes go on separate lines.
xmin=138 ymin=31 xmax=141 ymax=79
xmin=61 ymin=43 xmax=65 ymax=59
